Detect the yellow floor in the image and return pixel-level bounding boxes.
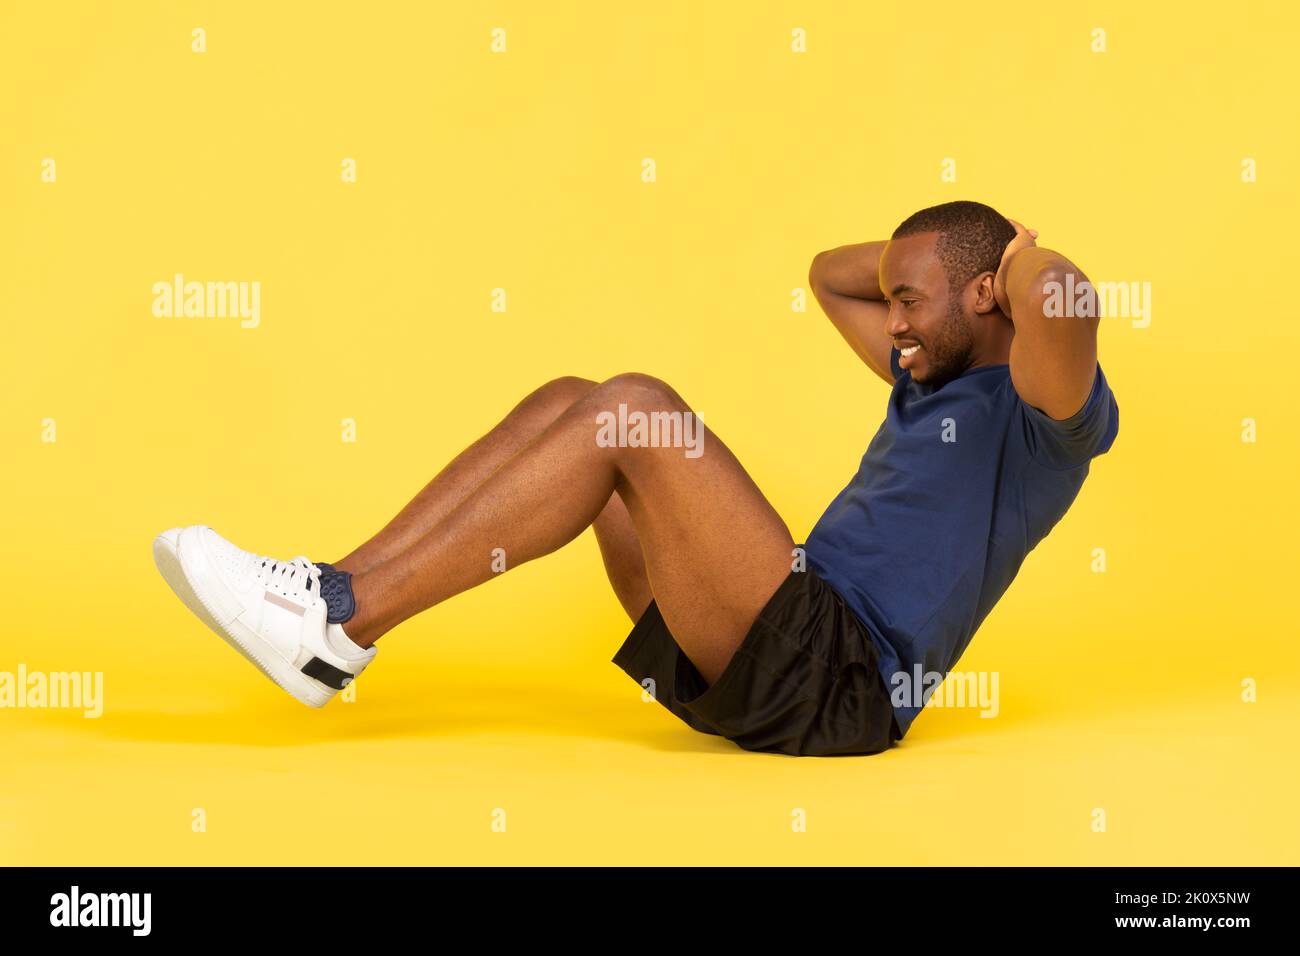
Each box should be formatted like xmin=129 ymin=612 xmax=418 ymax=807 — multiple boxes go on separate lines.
xmin=3 ymin=575 xmax=1294 ymax=866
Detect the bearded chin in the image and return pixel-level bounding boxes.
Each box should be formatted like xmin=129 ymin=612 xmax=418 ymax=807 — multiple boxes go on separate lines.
xmin=924 ymin=303 xmax=974 ymax=387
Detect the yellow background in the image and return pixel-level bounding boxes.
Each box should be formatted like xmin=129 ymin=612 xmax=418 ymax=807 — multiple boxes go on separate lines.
xmin=2 ymin=1 xmax=1296 ymax=865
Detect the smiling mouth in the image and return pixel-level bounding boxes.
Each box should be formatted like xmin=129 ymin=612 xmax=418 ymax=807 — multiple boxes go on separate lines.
xmin=899 ymin=344 xmax=921 ymax=357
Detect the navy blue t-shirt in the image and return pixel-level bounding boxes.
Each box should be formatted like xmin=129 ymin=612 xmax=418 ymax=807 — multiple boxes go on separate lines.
xmin=804 ymin=347 xmax=1119 ymax=737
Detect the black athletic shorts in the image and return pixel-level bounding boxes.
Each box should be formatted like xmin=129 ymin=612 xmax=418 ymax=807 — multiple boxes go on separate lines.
xmin=612 ymin=566 xmax=902 ymax=757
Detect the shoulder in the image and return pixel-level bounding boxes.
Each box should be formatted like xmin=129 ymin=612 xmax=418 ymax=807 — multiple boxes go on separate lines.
xmin=1014 ymin=361 xmax=1119 ymax=470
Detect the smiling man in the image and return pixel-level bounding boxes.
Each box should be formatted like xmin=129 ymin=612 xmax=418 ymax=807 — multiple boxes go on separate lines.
xmin=805 ymin=201 xmax=1118 ymax=736
xmin=154 ymin=199 xmax=1117 ymax=756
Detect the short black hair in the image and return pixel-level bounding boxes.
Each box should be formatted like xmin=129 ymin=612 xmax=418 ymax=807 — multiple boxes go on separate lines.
xmin=891 ymin=200 xmax=1017 ymax=293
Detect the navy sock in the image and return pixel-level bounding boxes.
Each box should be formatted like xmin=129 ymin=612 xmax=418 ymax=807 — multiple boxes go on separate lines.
xmin=314 ymin=562 xmax=357 ymax=625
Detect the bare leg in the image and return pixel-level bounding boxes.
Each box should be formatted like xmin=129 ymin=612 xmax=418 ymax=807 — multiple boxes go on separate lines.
xmin=343 ymin=373 xmax=794 ymax=683
xmin=336 ymin=377 xmax=599 ymax=574
xmin=592 ymin=494 xmax=651 ymax=621
xmin=333 ymin=375 xmax=652 ymax=621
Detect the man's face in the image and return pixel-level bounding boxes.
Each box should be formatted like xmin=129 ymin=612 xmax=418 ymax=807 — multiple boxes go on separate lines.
xmin=878 ymin=231 xmax=976 ymax=387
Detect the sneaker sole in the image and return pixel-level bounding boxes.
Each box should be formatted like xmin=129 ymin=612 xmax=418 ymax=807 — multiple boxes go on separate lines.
xmin=153 ymin=528 xmax=333 ymax=708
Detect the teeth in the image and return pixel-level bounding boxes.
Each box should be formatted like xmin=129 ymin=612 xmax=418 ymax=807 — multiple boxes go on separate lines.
xmin=900 ymin=345 xmax=921 ymax=357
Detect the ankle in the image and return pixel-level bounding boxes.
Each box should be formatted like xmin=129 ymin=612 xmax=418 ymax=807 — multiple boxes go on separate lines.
xmin=335 ymin=571 xmax=385 ymax=649
xmin=339 ymin=616 xmax=384 ymax=651
xmin=316 ymin=563 xmax=377 ymax=649
xmin=330 ymin=555 xmax=367 ymax=575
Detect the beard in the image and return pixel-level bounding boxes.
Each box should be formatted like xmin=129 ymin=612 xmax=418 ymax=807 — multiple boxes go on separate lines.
xmin=913 ymin=296 xmax=976 ymax=388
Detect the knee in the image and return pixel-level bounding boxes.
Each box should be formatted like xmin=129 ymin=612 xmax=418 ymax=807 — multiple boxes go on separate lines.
xmin=595 ymin=372 xmax=684 ymax=411
xmin=527 ymin=376 xmax=599 ymax=416
xmin=543 ymin=375 xmax=599 ymax=399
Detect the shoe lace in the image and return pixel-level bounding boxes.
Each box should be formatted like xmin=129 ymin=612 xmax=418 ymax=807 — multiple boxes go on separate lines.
xmin=253 ymin=554 xmax=322 ymax=603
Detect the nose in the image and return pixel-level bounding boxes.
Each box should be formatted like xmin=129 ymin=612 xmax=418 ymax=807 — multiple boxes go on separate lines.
xmin=885 ymin=307 xmax=910 ymax=339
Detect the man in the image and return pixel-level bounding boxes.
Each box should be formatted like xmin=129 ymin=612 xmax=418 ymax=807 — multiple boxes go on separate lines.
xmin=154 ymin=200 xmax=1118 ymax=756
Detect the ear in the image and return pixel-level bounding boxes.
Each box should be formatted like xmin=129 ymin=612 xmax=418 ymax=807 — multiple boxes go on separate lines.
xmin=970 ymin=271 xmax=1001 ymax=316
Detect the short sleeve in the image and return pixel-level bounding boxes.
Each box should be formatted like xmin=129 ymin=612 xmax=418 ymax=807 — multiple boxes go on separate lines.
xmin=1018 ymin=362 xmax=1119 ymax=470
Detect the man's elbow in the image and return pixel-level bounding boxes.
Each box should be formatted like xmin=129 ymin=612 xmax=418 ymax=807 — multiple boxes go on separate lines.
xmin=1021 ymin=250 xmax=1083 ymax=295
xmin=1027 ymin=263 xmax=1097 ymax=324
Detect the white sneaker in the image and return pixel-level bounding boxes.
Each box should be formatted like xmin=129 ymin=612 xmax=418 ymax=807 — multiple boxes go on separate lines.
xmin=152 ymin=526 xmax=376 ymax=707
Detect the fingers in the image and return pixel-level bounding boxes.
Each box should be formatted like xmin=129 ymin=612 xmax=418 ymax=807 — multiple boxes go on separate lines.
xmin=1008 ymin=217 xmax=1039 ymax=240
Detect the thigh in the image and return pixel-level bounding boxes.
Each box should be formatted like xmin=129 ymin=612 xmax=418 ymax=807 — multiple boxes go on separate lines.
xmin=592 ymin=491 xmax=652 ymax=622
xmin=599 ymin=378 xmax=795 ymax=683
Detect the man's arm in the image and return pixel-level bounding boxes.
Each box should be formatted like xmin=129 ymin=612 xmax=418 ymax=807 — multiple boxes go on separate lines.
xmin=993 ymin=223 xmax=1100 ymax=420
xmin=808 ymin=241 xmax=895 ymax=386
